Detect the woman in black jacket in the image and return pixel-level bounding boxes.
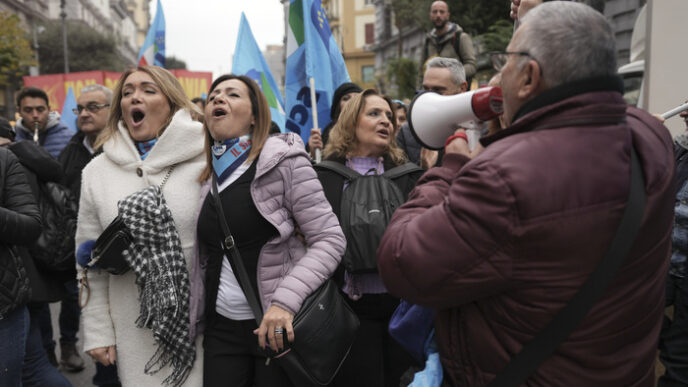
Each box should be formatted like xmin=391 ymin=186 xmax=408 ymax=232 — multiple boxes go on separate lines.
xmin=0 ymin=145 xmax=42 ymax=386
xmin=315 ymin=90 xmax=423 ymax=387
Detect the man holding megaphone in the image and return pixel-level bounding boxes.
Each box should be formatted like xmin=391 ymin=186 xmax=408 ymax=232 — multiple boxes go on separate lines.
xmin=378 ymin=2 xmax=674 ymax=386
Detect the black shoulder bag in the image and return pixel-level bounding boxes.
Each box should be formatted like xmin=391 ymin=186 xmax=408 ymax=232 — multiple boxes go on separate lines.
xmin=210 ymin=174 xmax=359 ymax=386
xmin=488 ymin=146 xmax=646 ymax=386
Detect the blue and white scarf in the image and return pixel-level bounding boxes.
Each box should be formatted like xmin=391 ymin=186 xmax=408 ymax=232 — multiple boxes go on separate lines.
xmin=212 ymin=135 xmax=252 ymax=185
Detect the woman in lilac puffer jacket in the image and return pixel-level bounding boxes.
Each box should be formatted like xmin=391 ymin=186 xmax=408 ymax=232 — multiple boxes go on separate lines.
xmin=192 ymin=74 xmax=345 ymax=387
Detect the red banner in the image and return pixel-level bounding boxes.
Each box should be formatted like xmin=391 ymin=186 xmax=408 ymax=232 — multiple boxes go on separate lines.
xmin=103 ymin=72 xmax=123 ymax=91
xmin=23 ymin=70 xmax=213 ymax=112
xmin=169 ymin=70 xmax=213 ymax=100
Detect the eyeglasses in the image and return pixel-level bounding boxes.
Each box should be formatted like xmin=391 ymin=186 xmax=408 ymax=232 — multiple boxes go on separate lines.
xmin=72 ymin=103 xmax=110 ymax=115
xmin=490 ymin=51 xmax=538 ymax=72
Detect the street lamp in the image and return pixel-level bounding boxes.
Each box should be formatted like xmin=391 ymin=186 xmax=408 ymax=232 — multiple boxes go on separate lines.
xmin=60 ymin=0 xmax=69 ymax=73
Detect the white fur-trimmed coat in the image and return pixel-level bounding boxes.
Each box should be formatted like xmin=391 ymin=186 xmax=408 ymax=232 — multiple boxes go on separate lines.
xmin=76 ymin=109 xmax=205 ymax=386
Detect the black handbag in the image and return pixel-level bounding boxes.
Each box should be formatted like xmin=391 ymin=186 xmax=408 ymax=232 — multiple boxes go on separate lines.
xmin=211 ymin=175 xmax=359 ymax=386
xmin=90 ymin=215 xmax=132 ymax=275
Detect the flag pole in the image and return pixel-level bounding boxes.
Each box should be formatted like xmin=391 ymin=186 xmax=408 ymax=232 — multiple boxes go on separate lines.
xmin=310 ymin=77 xmax=322 ymax=163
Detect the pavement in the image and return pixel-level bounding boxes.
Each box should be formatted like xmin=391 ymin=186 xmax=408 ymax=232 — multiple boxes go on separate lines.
xmin=50 ymin=303 xmax=96 ymax=387
xmin=48 ymin=303 xmax=667 ymax=387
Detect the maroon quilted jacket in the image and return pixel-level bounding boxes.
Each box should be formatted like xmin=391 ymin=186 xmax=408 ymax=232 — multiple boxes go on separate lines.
xmin=378 ymin=77 xmax=675 ymax=386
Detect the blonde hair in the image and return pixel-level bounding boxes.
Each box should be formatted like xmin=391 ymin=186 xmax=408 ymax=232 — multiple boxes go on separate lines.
xmin=198 ymin=74 xmax=272 ymax=182
xmin=94 ymin=66 xmax=201 ymax=149
xmin=324 ymin=89 xmax=406 ymax=165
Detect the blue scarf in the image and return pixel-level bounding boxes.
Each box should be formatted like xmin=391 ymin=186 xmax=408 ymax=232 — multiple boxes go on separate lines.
xmin=212 ymin=135 xmax=252 ymax=184
xmin=135 ymin=138 xmax=157 ymax=160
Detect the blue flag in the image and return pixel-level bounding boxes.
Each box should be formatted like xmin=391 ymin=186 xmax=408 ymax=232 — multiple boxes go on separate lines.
xmin=60 ymin=87 xmax=78 ymax=132
xmin=232 ymin=13 xmax=286 ymax=132
xmin=285 ymin=0 xmax=350 ymax=142
xmin=137 ymin=0 xmax=165 ymax=67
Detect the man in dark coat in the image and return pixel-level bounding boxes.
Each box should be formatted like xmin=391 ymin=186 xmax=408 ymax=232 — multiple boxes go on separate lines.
xmin=658 ymin=100 xmax=688 ymax=385
xmin=58 ymin=84 xmax=121 ymax=386
xmin=378 ymin=3 xmax=674 ymax=386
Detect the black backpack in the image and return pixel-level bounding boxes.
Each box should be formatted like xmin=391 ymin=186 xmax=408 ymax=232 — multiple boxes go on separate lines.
xmin=316 ymin=161 xmax=422 ymax=274
xmin=29 ymin=181 xmax=78 ymax=273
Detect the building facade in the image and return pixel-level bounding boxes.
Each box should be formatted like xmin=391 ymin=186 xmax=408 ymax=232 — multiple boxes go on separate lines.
xmin=605 ymin=0 xmax=646 ymax=66
xmin=0 ymin=0 xmax=50 ymax=117
xmin=0 ymin=0 xmax=145 ymax=119
xmin=45 ymin=0 xmax=138 ymax=64
xmin=124 ymin=0 xmax=149 ymax=49
xmin=263 ymin=44 xmax=285 ymax=95
xmin=323 ymin=0 xmax=377 ymax=89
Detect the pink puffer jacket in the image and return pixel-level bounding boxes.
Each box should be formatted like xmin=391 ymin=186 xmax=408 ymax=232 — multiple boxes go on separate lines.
xmin=189 ymin=133 xmax=345 ymax=337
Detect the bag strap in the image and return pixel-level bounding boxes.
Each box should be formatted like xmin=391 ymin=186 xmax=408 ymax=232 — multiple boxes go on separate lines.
xmin=159 ymin=164 xmax=175 ymax=189
xmin=210 ymin=174 xmax=264 ymax=323
xmin=315 ymin=160 xmax=362 ymax=180
xmin=383 ymin=162 xmax=423 ymax=180
xmin=488 ymin=145 xmax=646 ymax=387
xmin=451 ymin=30 xmax=464 ymax=64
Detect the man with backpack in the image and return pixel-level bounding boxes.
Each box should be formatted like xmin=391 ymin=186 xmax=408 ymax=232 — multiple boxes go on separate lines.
xmin=14 ymin=86 xmax=83 ymax=372
xmin=419 ymin=1 xmax=476 ymax=88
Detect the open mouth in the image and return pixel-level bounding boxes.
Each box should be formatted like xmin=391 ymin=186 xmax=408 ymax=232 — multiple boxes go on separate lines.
xmin=377 ymin=129 xmax=390 ymax=138
xmin=131 ymin=108 xmax=145 ymax=124
xmin=212 ymin=108 xmax=227 ymax=117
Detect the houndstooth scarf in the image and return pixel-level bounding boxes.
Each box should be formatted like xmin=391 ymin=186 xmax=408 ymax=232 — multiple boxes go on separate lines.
xmin=118 ymin=184 xmax=195 ymax=386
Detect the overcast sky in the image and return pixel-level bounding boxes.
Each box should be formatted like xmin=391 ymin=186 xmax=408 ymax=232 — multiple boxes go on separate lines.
xmin=154 ymin=0 xmax=286 ymax=79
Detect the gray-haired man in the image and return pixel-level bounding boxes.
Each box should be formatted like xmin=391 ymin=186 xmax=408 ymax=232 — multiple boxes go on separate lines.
xmin=397 ymin=57 xmax=467 ymax=167
xmin=58 ymin=84 xmax=121 ymax=386
xmin=379 ymin=3 xmax=674 ymax=385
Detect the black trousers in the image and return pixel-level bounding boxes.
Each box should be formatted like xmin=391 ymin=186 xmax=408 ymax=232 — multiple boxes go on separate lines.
xmin=331 ymin=293 xmax=419 ymax=387
xmin=203 ymin=314 xmax=293 ymax=387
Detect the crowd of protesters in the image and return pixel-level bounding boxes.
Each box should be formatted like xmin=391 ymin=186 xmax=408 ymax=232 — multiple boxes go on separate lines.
xmin=0 ymin=1 xmax=686 ymax=387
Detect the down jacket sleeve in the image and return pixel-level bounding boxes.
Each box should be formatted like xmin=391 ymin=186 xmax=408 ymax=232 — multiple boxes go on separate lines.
xmin=0 ymin=147 xmax=41 ymax=245
xmin=377 ymin=152 xmax=517 ymax=309
xmin=270 ymin=153 xmax=346 ymax=315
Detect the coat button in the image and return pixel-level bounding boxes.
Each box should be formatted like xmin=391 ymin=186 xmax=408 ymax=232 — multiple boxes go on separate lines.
xmin=136 ymin=167 xmax=143 ymax=177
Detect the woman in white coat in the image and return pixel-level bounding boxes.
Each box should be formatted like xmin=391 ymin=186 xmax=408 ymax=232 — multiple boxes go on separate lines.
xmin=76 ymin=66 xmax=205 ymax=386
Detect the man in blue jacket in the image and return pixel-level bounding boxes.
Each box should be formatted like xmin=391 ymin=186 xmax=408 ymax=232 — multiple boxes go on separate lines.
xmin=14 ymin=87 xmax=74 ymax=159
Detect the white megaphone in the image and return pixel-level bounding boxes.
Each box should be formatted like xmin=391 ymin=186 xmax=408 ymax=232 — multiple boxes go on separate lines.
xmin=408 ymin=86 xmax=503 ymax=150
